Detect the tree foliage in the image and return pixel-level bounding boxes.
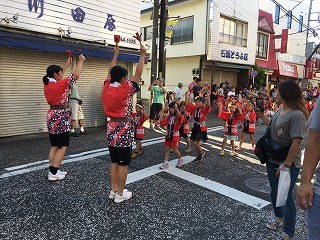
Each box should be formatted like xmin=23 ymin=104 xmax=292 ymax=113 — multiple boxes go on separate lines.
xmin=251 ymin=64 xmax=266 ymax=88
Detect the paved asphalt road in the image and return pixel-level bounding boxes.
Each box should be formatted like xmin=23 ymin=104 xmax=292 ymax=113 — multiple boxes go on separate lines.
xmin=0 ymin=115 xmax=308 ymax=240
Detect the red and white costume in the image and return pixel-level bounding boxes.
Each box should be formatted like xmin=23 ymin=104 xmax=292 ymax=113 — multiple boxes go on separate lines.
xmin=102 ymin=78 xmax=139 ymax=148
xmin=219 ymin=111 xmax=242 ymax=140
xmin=132 ymin=112 xmax=148 ymax=140
xmin=161 ymin=114 xmax=184 ymax=148
xmin=241 ymin=110 xmax=256 ymax=133
xmin=44 ymin=74 xmax=75 ymax=134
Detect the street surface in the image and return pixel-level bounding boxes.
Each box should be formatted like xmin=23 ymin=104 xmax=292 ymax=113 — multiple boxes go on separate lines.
xmin=0 ymin=116 xmax=308 ymax=240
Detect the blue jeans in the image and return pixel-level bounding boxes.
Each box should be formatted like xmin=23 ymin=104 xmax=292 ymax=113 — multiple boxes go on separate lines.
xmin=266 ymin=162 xmax=300 ymax=238
xmin=307 ymin=192 xmax=320 ymax=240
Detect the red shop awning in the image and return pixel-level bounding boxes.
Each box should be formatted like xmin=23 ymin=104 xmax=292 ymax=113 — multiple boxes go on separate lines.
xmin=273 ymin=61 xmax=298 ymax=78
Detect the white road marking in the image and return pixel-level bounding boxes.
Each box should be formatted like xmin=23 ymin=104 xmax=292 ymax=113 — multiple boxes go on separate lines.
xmin=126 ymin=156 xmax=195 ymax=184
xmin=3 ymin=126 xmax=223 ymax=173
xmin=126 ymin=156 xmax=270 ymax=209
xmin=1 ymin=126 xmax=270 ymax=209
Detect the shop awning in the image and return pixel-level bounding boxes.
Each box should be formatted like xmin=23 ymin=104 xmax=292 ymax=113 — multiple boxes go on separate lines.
xmin=0 ymin=30 xmax=141 ymax=62
xmin=215 ymin=62 xmax=250 ymax=70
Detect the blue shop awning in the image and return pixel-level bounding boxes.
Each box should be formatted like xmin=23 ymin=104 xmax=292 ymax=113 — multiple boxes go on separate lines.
xmin=0 ymin=30 xmax=141 ymax=62
xmin=215 ymin=62 xmax=250 ymax=70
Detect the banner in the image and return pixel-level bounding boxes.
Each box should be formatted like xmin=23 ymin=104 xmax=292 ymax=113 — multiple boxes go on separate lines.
xmin=280 ymin=29 xmax=288 ymax=53
xmin=165 ymin=19 xmax=179 ymax=47
xmin=305 ymin=60 xmax=314 ymax=79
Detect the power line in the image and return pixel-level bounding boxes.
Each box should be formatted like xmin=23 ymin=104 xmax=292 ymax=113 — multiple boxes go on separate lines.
xmin=271 ymin=0 xmax=316 ymax=35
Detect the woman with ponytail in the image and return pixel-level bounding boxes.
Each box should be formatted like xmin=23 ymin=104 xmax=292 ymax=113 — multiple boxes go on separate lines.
xmin=257 ymin=80 xmax=309 ymax=240
xmin=43 ymin=54 xmax=85 ymax=181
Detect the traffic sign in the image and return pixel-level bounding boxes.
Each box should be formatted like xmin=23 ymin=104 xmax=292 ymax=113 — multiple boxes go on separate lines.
xmin=251 ymin=70 xmax=258 ymax=77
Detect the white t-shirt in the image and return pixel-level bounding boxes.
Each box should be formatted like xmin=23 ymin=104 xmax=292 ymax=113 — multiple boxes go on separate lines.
xmin=227 ymin=91 xmax=235 ymax=97
xmin=173 ymin=86 xmax=181 ymax=99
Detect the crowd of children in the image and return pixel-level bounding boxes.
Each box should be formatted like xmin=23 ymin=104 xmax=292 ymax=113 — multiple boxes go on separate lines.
xmin=131 ymin=80 xmax=319 ymax=170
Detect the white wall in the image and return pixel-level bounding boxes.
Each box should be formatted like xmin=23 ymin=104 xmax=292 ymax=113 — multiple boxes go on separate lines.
xmin=140 ymin=55 xmax=200 ymax=99
xmin=210 ymin=0 xmax=259 ymax=65
xmin=0 ymin=0 xmax=140 ymax=49
xmin=140 ymin=0 xmax=207 ymax=58
xmin=140 ymin=0 xmax=207 ymax=99
xmin=259 ymin=0 xmax=309 ymax=57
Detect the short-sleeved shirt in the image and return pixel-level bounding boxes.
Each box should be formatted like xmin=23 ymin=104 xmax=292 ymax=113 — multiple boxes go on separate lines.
xmin=227 ymin=91 xmax=236 ymax=97
xmin=152 ymin=86 xmax=165 ymax=104
xmin=69 ymin=82 xmax=80 ymax=99
xmin=306 ymin=97 xmax=320 ymax=195
xmin=269 ymin=108 xmax=307 ymax=167
xmin=173 ymin=86 xmax=181 ymax=99
xmin=192 ymin=85 xmax=202 ymax=98
xmin=102 ymin=78 xmax=140 ymax=147
xmin=188 ymin=82 xmax=195 ymax=92
xmin=44 ymin=74 xmax=75 ymax=134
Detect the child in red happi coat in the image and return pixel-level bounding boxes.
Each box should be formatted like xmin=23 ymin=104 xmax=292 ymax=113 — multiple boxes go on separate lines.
xmin=131 ymin=100 xmax=148 ymax=158
xmin=159 ymin=102 xmax=184 ymax=169
xmin=218 ymin=102 xmax=243 ymax=156
xmin=179 ymin=101 xmax=191 ymax=153
xmin=185 ymin=93 xmax=211 ymax=162
xmin=235 ymin=101 xmax=256 ymax=151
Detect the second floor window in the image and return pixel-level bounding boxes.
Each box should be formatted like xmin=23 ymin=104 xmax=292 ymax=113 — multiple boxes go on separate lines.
xmin=219 ymin=16 xmax=248 ymax=47
xmin=256 ymin=32 xmax=269 ymax=59
xmin=141 ymin=26 xmax=153 ymax=41
xmin=171 ymin=16 xmax=194 ymax=44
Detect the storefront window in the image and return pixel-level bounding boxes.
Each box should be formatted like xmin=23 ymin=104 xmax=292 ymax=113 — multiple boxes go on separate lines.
xmin=256 ymin=32 xmax=269 ymax=59
xmin=219 ymin=15 xmax=248 ymax=47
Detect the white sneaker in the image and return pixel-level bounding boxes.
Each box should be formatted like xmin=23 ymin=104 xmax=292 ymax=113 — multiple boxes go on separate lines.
xmin=109 ymin=189 xmax=128 ymax=199
xmin=114 ymin=190 xmax=132 ymax=203
xmin=58 ymin=170 xmax=67 ymax=176
xmin=48 ymin=172 xmax=65 ymax=181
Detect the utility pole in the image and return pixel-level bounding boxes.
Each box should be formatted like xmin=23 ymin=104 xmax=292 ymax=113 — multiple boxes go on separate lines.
xmin=158 ymin=0 xmax=168 ymax=80
xmin=150 ymin=0 xmax=159 ymax=84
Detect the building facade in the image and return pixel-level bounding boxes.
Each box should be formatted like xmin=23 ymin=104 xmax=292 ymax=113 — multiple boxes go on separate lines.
xmin=0 ymin=0 xmax=142 ymax=136
xmin=258 ymin=0 xmax=309 ymax=86
xmin=140 ymin=0 xmax=259 ymax=97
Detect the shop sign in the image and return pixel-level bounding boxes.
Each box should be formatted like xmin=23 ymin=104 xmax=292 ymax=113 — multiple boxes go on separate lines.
xmin=277 ymin=61 xmax=298 ymax=78
xmin=221 ymin=50 xmax=248 ymax=61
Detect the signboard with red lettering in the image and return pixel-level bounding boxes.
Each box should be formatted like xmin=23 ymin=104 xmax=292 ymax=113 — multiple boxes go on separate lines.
xmin=305 ymin=60 xmax=314 ymax=79
xmin=274 ymin=61 xmax=298 ymax=78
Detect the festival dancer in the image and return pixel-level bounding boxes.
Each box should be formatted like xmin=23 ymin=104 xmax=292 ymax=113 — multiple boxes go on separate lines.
xmin=43 ymin=54 xmax=85 ymax=181
xmin=131 ymin=100 xmax=148 ymax=159
xmin=235 ymin=101 xmax=256 ymax=151
xmin=159 ymin=102 xmax=184 ymax=169
xmin=179 ymin=101 xmax=192 ymax=152
xmin=185 ymin=93 xmax=211 ymax=162
xmin=102 ymin=43 xmax=146 ymax=203
xmin=218 ymin=102 xmax=243 ymax=156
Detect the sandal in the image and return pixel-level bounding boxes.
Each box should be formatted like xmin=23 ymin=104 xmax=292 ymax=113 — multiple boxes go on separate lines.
xmin=267 ymin=219 xmax=283 ymax=230
xmin=138 ymin=149 xmax=144 ymax=155
xmin=131 ymin=152 xmax=139 ymax=158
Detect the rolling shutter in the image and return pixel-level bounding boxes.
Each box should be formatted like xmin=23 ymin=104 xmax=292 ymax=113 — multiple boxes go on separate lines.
xmin=0 ymin=46 xmax=128 ymax=137
xmin=75 ymin=57 xmax=127 ymax=128
xmin=0 ymin=47 xmax=66 ymax=137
